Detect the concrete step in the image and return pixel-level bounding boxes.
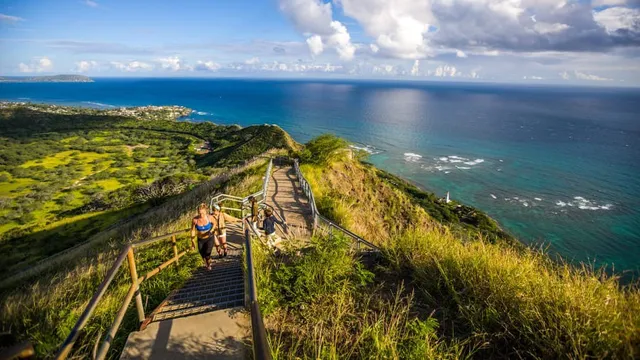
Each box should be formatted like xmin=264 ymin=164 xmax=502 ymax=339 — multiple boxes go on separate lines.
xmin=154 ymin=297 xmax=244 ymax=321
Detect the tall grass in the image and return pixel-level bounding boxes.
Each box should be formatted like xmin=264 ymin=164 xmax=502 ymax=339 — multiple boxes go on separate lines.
xmin=297 ymin=143 xmax=640 ymax=359
xmin=254 ymin=235 xmax=472 ymax=359
xmin=387 ymin=228 xmax=640 ymax=359
xmin=0 ymin=157 xmax=270 ymax=358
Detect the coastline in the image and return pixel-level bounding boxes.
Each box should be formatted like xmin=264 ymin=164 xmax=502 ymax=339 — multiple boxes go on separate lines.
xmin=1 ymin=99 xmax=636 ymax=279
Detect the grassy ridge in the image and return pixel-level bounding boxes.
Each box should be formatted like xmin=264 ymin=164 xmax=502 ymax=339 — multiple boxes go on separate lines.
xmin=271 ymin=134 xmax=640 ymax=359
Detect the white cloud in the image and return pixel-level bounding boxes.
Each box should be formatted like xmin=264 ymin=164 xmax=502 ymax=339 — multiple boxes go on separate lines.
xmin=456 ymin=50 xmax=467 ymax=58
xmin=306 ymin=35 xmax=324 ymax=56
xmin=255 ymin=60 xmax=343 ymax=73
xmin=370 ymin=44 xmax=379 ymax=53
xmin=339 ymin=0 xmax=433 ymax=59
xmin=432 ymin=64 xmax=458 ymax=77
xmin=74 ymin=60 xmax=98 ymax=72
xmin=83 ymin=0 xmax=98 ymax=7
xmin=592 ymin=0 xmax=627 ymax=7
xmin=157 ymin=56 xmax=191 ymax=71
xmin=109 ymin=61 xmax=153 ymax=72
xmin=245 ymin=57 xmax=261 ymax=65
xmin=0 ymin=13 xmax=24 ymax=23
xmin=18 ymin=57 xmax=53 ymax=73
xmin=593 ymin=7 xmax=640 ymax=33
xmin=533 ymin=22 xmax=570 ymax=34
xmin=327 ymin=21 xmax=355 ymax=60
xmin=524 ymin=75 xmax=544 ymax=80
xmin=560 ymin=70 xmax=612 ymax=81
xmin=279 ymin=0 xmax=355 ymax=60
xmin=574 ymin=71 xmax=612 ymax=81
xmin=194 ymin=61 xmax=221 ymax=71
xmin=411 ymin=60 xmax=420 ymax=75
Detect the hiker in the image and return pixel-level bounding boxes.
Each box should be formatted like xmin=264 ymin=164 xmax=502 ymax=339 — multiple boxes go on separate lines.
xmin=211 ymin=203 xmax=241 ymax=257
xmin=248 ymin=195 xmax=260 ymax=234
xmin=262 ymin=208 xmax=286 ymax=249
xmin=191 ymin=203 xmax=216 ymax=270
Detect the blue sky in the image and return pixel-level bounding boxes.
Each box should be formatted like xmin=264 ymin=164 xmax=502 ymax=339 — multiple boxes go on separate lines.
xmin=1 ymin=0 xmax=639 ymax=85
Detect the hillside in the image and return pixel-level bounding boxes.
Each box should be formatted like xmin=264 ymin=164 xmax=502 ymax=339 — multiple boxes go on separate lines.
xmin=0 ymin=102 xmax=293 ymax=277
xmin=1 ymin=119 xmax=638 ymax=359
xmin=255 ymin=135 xmax=640 ymax=359
xmin=0 ymin=102 xmax=296 ymax=358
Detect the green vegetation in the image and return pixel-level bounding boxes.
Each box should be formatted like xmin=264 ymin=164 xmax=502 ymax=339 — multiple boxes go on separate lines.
xmin=254 ymin=134 xmax=640 ymax=359
xmin=0 ymin=156 xmax=270 ymax=358
xmin=0 ymin=103 xmax=292 ymax=276
xmin=256 ymin=236 xmax=471 ymax=359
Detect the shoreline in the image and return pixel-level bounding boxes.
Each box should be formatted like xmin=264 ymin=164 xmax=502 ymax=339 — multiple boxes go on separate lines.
xmin=2 ymin=100 xmax=635 ymax=281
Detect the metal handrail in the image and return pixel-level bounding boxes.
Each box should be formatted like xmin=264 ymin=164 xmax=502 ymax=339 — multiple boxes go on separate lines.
xmin=55 ymin=228 xmax=193 ymax=360
xmin=243 ymin=219 xmax=272 ymax=360
xmin=293 ymin=159 xmax=379 ymax=252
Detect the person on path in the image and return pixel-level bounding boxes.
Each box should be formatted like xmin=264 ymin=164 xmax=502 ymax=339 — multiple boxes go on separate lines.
xmin=191 ymin=203 xmax=216 ymax=270
xmin=211 ymin=203 xmax=241 ymax=257
xmin=262 ymin=208 xmax=286 ymax=249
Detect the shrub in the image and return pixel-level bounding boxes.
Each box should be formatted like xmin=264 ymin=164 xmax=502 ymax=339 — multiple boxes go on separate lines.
xmin=300 ymin=134 xmax=349 ymax=165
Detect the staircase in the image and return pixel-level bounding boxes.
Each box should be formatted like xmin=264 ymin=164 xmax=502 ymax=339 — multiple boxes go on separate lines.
xmin=56 ymin=158 xmax=377 ymax=360
xmin=152 ymin=249 xmax=244 ymax=322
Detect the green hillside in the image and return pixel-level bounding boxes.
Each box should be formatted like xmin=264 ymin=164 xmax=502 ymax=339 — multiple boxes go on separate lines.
xmin=0 ymin=103 xmax=292 ymax=276
xmin=254 ymin=134 xmax=640 ymax=359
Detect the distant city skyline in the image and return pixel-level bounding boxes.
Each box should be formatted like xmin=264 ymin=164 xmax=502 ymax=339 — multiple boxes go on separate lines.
xmin=1 ymin=0 xmax=639 ymax=85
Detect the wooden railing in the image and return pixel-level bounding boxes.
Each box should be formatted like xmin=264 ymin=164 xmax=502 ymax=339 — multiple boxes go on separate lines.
xmin=54 ymin=229 xmax=194 ymax=360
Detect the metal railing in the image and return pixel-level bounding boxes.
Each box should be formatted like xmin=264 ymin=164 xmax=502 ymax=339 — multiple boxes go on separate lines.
xmin=55 ymin=229 xmax=194 ymax=360
xmin=293 ymin=159 xmax=379 ymax=252
xmin=243 ymin=218 xmax=272 ymax=360
xmin=210 ymin=157 xmax=273 ymax=213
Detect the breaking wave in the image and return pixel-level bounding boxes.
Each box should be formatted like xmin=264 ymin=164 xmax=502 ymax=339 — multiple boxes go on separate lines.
xmin=350 ymin=143 xmax=383 ymax=155
xmin=556 ymin=196 xmax=613 ymax=210
xmin=83 ymin=101 xmax=115 ymax=108
xmin=404 ymin=153 xmax=422 ymax=162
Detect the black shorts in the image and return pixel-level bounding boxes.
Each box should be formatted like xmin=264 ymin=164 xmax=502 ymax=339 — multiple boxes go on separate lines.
xmin=198 ymin=236 xmax=214 ymax=259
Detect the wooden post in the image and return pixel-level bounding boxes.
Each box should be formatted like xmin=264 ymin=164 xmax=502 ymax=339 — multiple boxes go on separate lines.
xmin=126 ymin=248 xmax=145 ymax=324
xmin=171 ymin=235 xmax=179 ymax=266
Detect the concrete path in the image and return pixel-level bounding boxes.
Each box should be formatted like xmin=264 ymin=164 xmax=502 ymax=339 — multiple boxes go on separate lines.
xmin=120 ymin=308 xmax=249 ymax=360
xmin=267 ymin=165 xmax=313 ymax=239
xmin=120 ymin=225 xmax=249 ymax=359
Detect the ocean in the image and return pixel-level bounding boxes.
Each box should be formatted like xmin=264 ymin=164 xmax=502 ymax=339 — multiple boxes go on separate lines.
xmin=1 ymin=78 xmax=639 ymax=276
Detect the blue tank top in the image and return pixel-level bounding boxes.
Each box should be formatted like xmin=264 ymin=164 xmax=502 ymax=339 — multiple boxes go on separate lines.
xmin=195 ymin=221 xmax=212 ymax=232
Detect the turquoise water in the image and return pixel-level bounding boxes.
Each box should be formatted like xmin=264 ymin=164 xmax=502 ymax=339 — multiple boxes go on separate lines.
xmin=1 ymin=78 xmax=638 ymax=276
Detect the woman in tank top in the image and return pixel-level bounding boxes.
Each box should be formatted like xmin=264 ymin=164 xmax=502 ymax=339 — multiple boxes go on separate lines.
xmin=191 ymin=203 xmax=216 ymax=270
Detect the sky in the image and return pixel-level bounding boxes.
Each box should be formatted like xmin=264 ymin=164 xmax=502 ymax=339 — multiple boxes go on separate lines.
xmin=1 ymin=0 xmax=639 ymax=85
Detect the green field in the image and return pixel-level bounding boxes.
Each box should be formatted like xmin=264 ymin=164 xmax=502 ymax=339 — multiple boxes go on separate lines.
xmin=0 ymin=103 xmax=294 ymax=275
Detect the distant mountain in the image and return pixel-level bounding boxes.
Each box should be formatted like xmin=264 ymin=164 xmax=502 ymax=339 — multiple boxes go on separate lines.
xmin=0 ymin=75 xmax=94 ymax=83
